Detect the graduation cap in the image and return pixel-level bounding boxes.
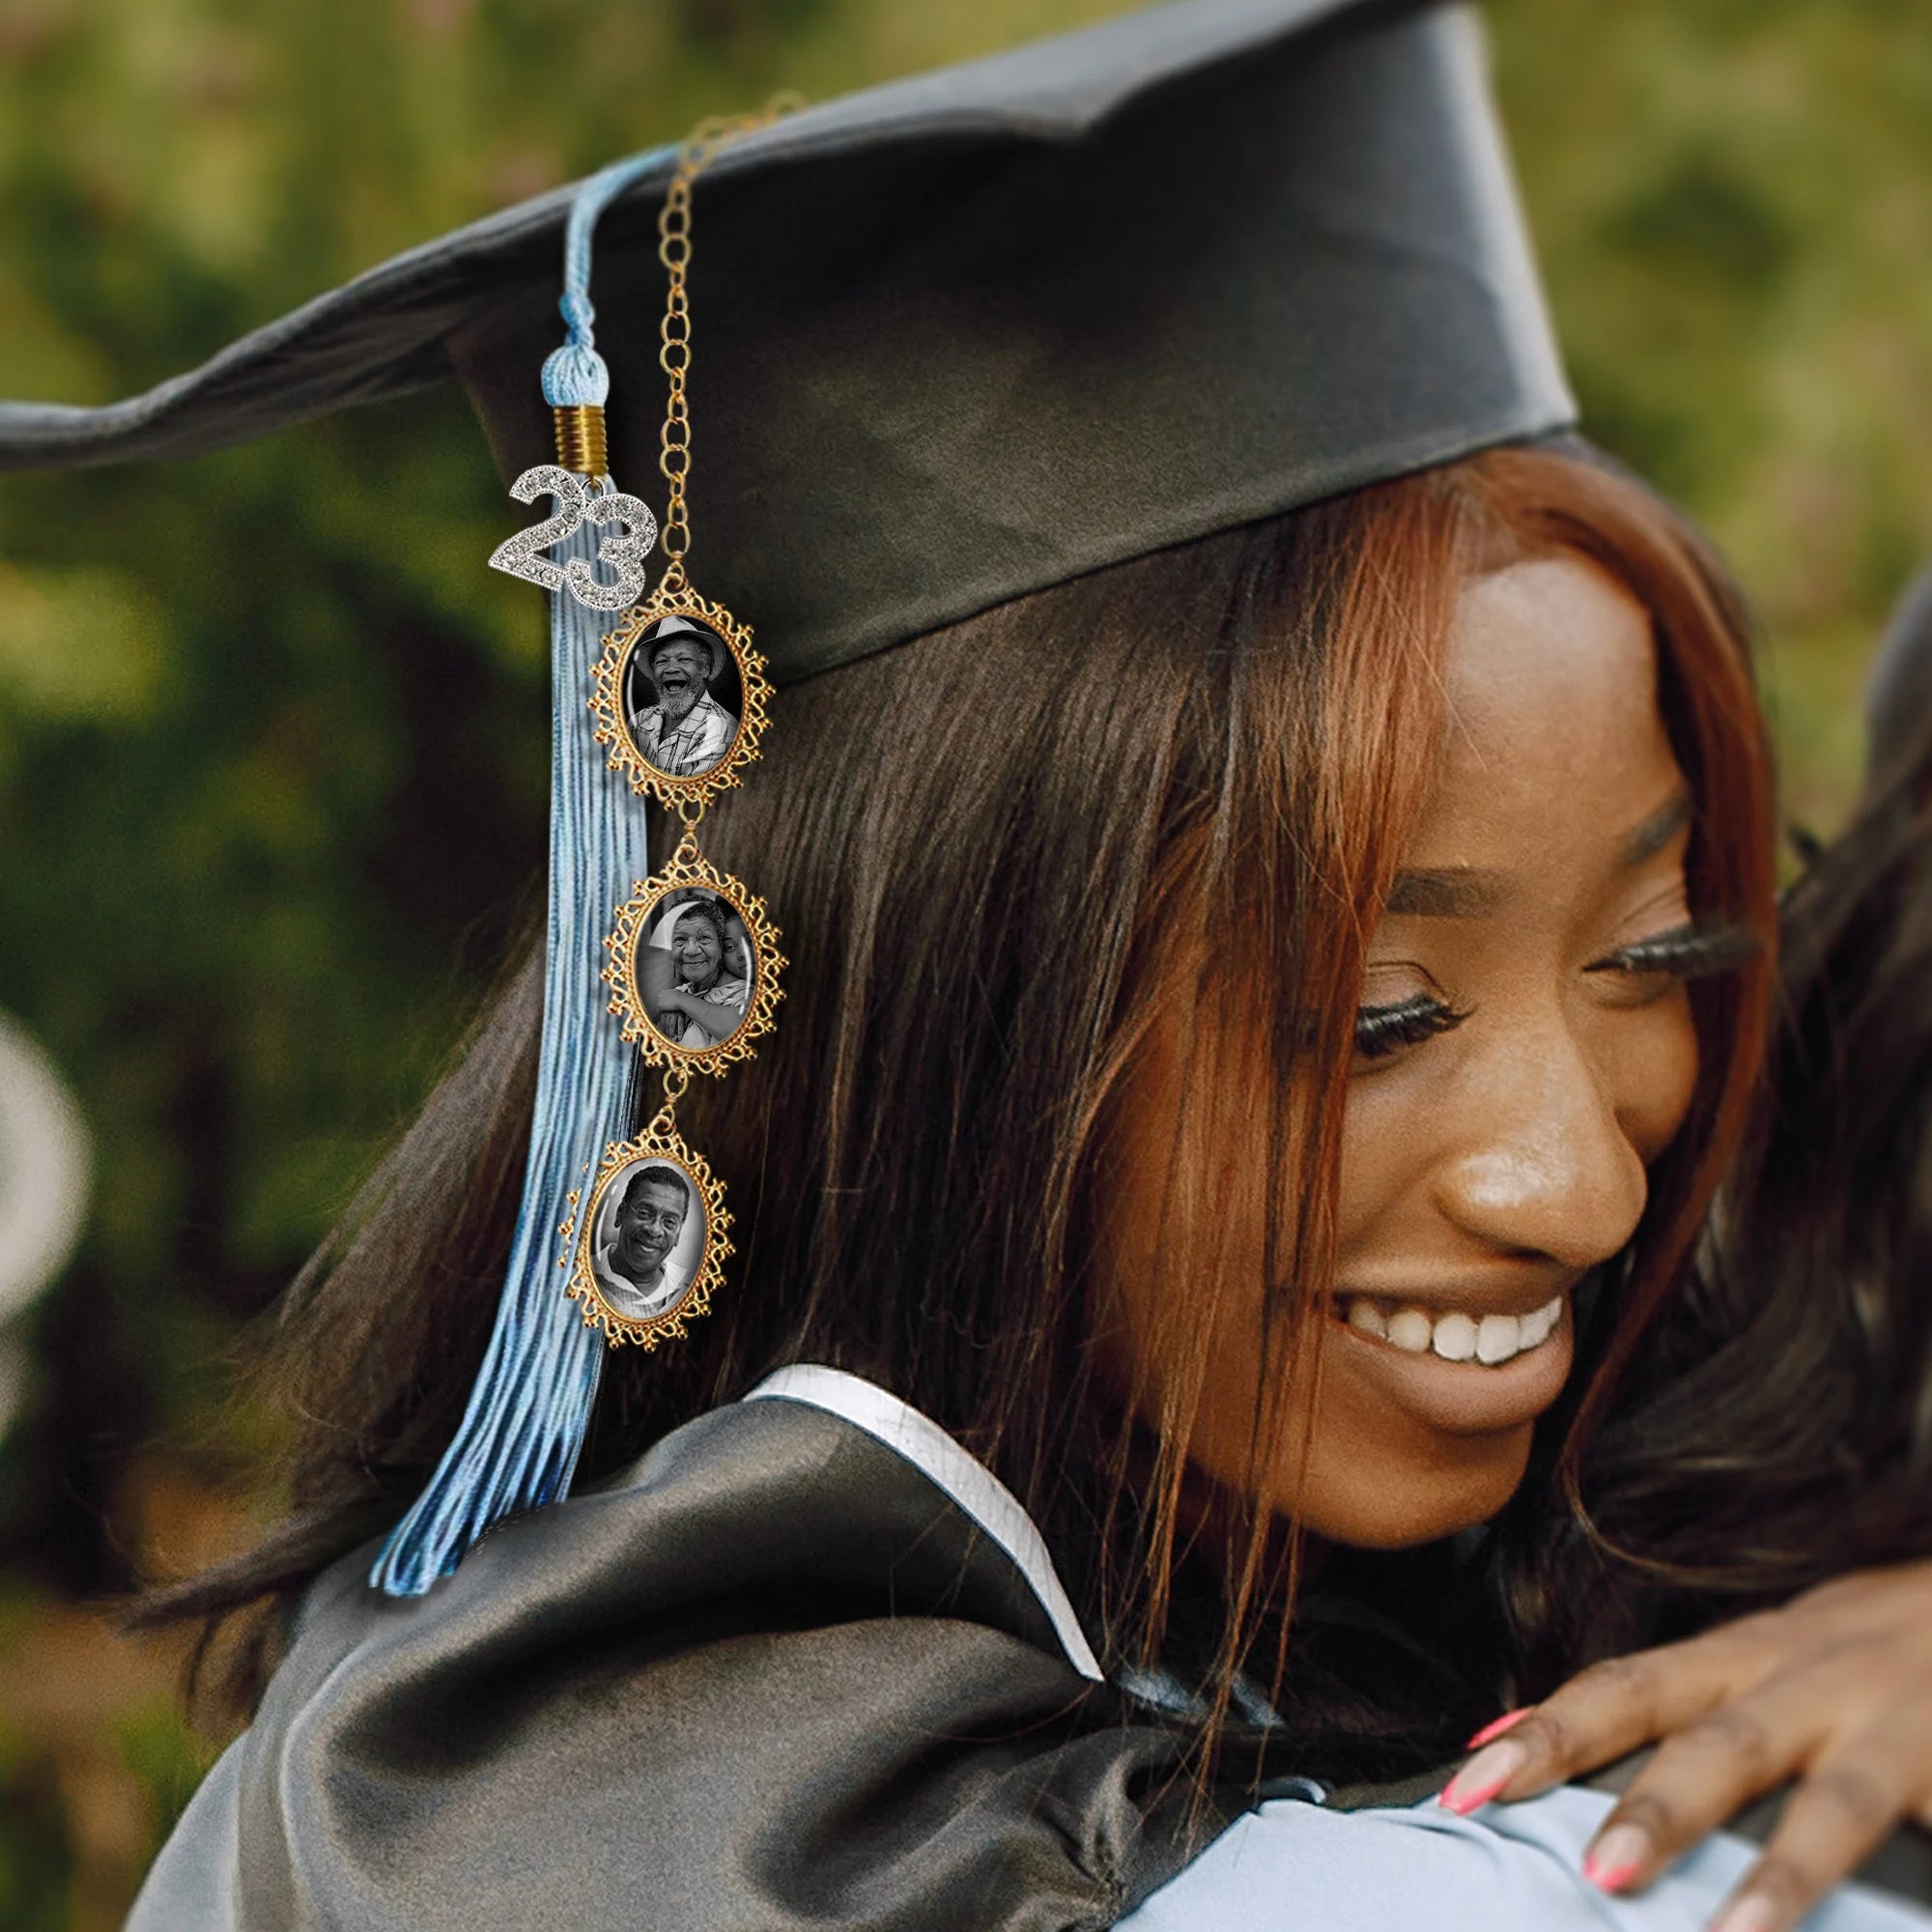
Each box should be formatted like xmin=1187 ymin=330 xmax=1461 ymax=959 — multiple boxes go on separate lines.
xmin=0 ymin=0 xmax=1576 ymax=1593
xmin=0 ymin=0 xmax=1571 ymax=681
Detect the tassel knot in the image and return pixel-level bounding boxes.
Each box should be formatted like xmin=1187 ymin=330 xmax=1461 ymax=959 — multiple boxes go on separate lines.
xmin=542 ymin=341 xmax=611 ymax=409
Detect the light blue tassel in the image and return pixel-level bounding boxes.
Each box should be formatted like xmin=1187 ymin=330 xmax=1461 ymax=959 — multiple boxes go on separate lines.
xmin=541 ymin=341 xmax=610 ymax=409
xmin=370 ymin=139 xmax=680 ymax=1596
xmin=540 ymin=145 xmax=675 ymax=412
xmin=370 ymin=511 xmax=650 ymax=1594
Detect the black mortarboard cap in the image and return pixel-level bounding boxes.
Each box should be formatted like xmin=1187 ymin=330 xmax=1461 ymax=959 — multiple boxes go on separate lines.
xmin=0 ymin=0 xmax=1573 ymax=685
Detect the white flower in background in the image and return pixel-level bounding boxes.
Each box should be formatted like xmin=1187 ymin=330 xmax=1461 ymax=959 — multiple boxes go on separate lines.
xmin=0 ymin=1008 xmax=91 ymax=1435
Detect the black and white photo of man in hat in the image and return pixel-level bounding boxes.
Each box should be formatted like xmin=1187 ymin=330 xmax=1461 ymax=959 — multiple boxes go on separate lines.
xmin=625 ymin=615 xmax=740 ymax=780
xmin=591 ymin=1157 xmax=701 ymax=1322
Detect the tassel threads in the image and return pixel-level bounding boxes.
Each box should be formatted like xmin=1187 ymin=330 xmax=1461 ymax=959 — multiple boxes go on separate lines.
xmin=369 ymin=512 xmax=646 ymax=1597
xmin=373 ymin=144 xmax=706 ymax=1597
xmin=554 ymin=404 xmax=608 ymax=479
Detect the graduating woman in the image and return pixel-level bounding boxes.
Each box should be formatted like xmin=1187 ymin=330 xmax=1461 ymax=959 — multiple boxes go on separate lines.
xmin=4 ymin=2 xmax=1930 ymax=1927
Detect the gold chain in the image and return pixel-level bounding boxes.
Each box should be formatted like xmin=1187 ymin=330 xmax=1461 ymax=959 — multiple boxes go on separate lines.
xmin=657 ymin=95 xmax=803 ymax=579
xmin=644 ymin=1065 xmax=691 ymax=1140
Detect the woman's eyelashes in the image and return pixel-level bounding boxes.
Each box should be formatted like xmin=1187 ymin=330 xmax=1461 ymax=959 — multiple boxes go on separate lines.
xmin=1350 ymin=918 xmax=1757 ymax=1063
xmin=1352 ymin=992 xmax=1469 ymax=1062
xmin=1583 ymin=916 xmax=1760 ymax=982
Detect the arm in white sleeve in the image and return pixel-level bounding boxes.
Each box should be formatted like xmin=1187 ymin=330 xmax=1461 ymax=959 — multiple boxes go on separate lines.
xmin=1118 ymin=1785 xmax=1931 ymax=1932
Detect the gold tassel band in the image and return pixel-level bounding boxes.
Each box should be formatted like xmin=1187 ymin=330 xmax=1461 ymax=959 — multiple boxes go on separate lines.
xmin=553 ymin=404 xmax=609 ymax=478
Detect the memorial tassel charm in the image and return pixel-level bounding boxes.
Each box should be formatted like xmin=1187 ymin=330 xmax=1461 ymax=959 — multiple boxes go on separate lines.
xmin=565 ymin=114 xmax=784 ymax=1348
xmin=370 ymin=105 xmax=789 ymax=1596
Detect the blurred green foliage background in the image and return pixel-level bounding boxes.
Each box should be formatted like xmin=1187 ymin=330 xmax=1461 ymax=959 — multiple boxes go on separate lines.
xmin=0 ymin=0 xmax=1926 ymax=1923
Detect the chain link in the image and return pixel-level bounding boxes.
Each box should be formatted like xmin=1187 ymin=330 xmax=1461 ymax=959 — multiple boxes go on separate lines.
xmin=643 ymin=1065 xmax=691 ymax=1141
xmin=657 ymin=94 xmax=804 ymax=563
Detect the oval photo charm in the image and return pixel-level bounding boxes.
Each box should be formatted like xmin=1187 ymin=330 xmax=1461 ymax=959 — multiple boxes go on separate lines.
xmin=603 ymin=848 xmax=784 ymax=1075
xmin=562 ymin=1128 xmax=732 ymax=1349
xmin=589 ymin=584 xmax=772 ymax=807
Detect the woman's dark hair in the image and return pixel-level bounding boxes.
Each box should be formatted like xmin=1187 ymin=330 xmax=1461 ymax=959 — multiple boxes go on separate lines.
xmin=143 ymin=447 xmax=1779 ymax=1765
xmin=1557 ymin=603 xmax=1932 ymax=1649
xmin=670 ymin=895 xmax=730 ymax=949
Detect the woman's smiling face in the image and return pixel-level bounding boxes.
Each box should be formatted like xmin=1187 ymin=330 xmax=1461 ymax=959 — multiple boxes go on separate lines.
xmin=1100 ymin=554 xmax=1705 ymax=1548
xmin=673 ymin=914 xmax=723 ymax=988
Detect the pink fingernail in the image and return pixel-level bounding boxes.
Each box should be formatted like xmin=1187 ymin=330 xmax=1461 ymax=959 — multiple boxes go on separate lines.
xmin=1437 ymin=1738 xmax=1527 ymax=1815
xmin=1710 ymin=1894 xmax=1779 ymax=1932
xmin=1582 ymin=1823 xmax=1650 ymax=1891
xmin=1464 ymin=1707 xmax=1532 ymax=1750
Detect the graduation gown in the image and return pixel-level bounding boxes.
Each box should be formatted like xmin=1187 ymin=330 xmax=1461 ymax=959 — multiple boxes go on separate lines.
xmin=129 ymin=1366 xmax=1932 ymax=1929
xmin=128 ymin=1371 xmax=1237 ymax=1932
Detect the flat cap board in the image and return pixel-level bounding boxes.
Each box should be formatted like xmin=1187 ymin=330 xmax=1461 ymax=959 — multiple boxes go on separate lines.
xmin=0 ymin=0 xmax=1575 ymax=682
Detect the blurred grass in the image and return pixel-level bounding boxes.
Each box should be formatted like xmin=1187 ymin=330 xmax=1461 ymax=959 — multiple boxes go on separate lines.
xmin=0 ymin=0 xmax=1927 ymax=1923
xmin=1490 ymin=0 xmax=1932 ymax=830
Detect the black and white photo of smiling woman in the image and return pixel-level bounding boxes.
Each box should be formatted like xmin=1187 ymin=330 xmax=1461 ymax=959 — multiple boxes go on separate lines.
xmin=639 ymin=891 xmax=753 ymax=1051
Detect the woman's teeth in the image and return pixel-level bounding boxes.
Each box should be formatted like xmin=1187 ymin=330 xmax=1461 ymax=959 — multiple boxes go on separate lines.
xmin=1344 ymin=1295 xmax=1563 ymax=1367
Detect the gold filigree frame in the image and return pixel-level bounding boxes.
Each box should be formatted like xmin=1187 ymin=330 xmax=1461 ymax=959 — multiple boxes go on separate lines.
xmin=603 ymin=842 xmax=785 ymax=1076
xmin=560 ymin=1126 xmax=732 ymax=1350
xmin=588 ymin=582 xmax=772 ymax=808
